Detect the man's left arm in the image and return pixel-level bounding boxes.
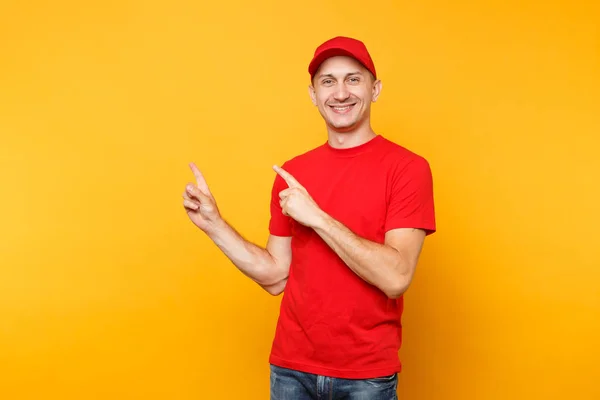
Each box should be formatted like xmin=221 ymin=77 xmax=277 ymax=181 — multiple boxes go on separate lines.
xmin=272 ymin=157 xmax=435 ymax=298
xmin=311 ymin=219 xmax=426 ymax=298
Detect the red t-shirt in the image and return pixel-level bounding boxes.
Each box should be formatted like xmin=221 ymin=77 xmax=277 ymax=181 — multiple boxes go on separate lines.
xmin=268 ymin=134 xmax=436 ymax=379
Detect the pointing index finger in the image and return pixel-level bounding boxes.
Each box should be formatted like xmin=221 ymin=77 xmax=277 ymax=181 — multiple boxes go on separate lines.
xmin=189 ymin=162 xmax=211 ymax=194
xmin=273 ymin=165 xmax=300 ymax=188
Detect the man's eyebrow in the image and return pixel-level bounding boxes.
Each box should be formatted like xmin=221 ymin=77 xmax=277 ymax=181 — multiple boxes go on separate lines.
xmin=317 ymin=71 xmax=363 ymax=80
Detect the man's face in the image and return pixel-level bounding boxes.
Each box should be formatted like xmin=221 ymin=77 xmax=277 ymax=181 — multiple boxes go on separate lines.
xmin=309 ymin=56 xmax=381 ymax=132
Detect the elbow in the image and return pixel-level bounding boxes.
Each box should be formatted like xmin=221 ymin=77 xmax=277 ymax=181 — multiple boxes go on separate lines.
xmin=385 ymin=288 xmax=406 ymax=300
xmin=383 ymin=258 xmax=417 ymax=299
xmin=261 ymin=278 xmax=287 ymax=296
xmin=265 ymin=286 xmax=284 ymax=296
xmin=383 ymin=276 xmax=411 ymax=299
xmin=254 ymin=262 xmax=283 ymax=287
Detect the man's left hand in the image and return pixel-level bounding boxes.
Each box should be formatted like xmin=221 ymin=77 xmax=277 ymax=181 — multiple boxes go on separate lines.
xmin=273 ymin=165 xmax=325 ymax=229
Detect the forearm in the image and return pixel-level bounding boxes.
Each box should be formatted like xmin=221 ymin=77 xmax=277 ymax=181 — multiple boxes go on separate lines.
xmin=207 ymin=219 xmax=281 ymax=285
xmin=313 ymin=214 xmax=410 ymax=298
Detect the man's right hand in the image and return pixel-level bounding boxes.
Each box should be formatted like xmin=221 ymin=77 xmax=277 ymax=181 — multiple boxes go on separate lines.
xmin=182 ymin=162 xmax=222 ymax=234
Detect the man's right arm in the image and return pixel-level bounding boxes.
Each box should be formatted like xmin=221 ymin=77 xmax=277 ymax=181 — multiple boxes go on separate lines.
xmin=182 ymin=162 xmax=292 ymax=295
xmin=208 ymin=219 xmax=292 ymax=296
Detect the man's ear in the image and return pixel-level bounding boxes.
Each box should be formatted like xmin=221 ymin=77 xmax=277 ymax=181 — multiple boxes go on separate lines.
xmin=308 ymin=84 xmax=317 ymax=106
xmin=372 ymin=79 xmax=382 ymax=102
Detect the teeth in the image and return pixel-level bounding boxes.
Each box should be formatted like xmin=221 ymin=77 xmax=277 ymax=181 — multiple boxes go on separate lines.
xmin=334 ymin=106 xmax=350 ymax=111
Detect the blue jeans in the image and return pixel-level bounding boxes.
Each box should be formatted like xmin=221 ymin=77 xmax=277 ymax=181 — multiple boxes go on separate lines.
xmin=270 ymin=364 xmax=398 ymax=400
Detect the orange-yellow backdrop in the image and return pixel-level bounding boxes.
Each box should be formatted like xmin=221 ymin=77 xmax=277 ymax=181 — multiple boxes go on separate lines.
xmin=1 ymin=1 xmax=598 ymax=399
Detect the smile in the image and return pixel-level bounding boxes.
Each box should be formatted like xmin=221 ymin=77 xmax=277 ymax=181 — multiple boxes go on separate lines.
xmin=329 ymin=104 xmax=355 ymax=114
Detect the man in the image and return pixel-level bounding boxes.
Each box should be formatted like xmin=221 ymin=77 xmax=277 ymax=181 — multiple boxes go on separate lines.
xmin=182 ymin=36 xmax=436 ymax=399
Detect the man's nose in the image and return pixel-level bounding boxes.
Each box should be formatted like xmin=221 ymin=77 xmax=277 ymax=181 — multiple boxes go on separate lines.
xmin=333 ymin=83 xmax=350 ymax=101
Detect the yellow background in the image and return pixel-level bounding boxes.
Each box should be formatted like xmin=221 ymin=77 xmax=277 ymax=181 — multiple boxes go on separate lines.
xmin=1 ymin=0 xmax=598 ymax=399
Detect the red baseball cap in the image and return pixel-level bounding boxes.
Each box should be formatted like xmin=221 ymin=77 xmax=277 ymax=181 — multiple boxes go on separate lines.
xmin=308 ymin=36 xmax=377 ymax=80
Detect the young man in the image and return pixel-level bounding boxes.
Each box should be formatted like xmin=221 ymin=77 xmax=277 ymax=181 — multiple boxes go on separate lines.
xmin=182 ymin=36 xmax=436 ymax=400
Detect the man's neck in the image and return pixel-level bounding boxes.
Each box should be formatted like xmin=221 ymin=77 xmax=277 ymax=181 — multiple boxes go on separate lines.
xmin=326 ymin=125 xmax=377 ymax=149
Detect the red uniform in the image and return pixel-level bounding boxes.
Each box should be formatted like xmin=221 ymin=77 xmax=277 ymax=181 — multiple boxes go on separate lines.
xmin=268 ymin=134 xmax=436 ymax=379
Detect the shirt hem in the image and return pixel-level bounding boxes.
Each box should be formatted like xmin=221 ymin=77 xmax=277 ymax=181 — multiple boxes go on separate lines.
xmin=268 ymin=354 xmax=402 ymax=379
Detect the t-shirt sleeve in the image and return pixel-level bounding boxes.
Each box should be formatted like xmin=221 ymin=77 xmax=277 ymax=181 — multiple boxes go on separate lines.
xmin=268 ymin=163 xmax=293 ymax=236
xmin=385 ymin=156 xmax=436 ymax=235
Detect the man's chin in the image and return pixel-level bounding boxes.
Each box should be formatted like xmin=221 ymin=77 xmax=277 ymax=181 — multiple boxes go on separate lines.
xmin=330 ymin=113 xmax=360 ymax=126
